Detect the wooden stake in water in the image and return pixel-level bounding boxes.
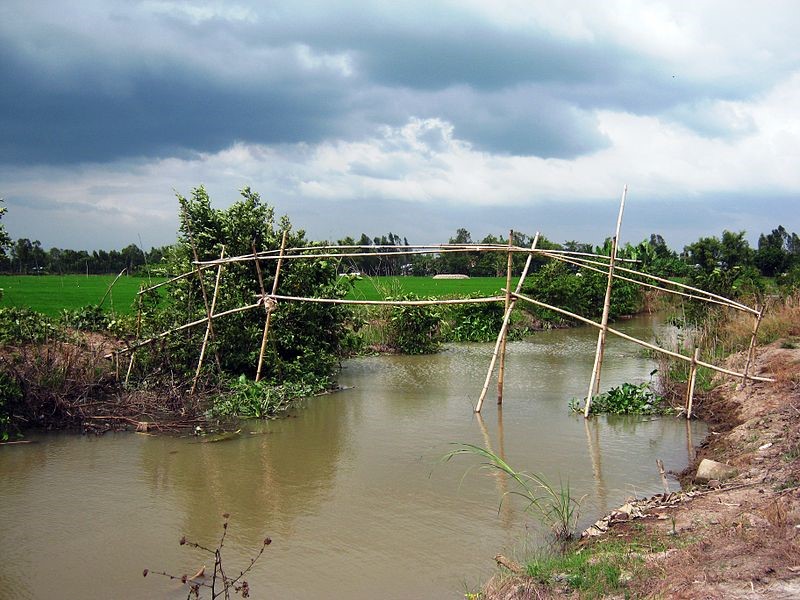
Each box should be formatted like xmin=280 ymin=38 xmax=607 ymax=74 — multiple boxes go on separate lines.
xmin=497 ymin=230 xmax=515 ymax=405
xmin=685 ymin=347 xmax=700 ymax=419
xmin=256 ymin=231 xmax=288 ymax=383
xmin=475 ymin=234 xmax=539 ymax=413
xmin=584 ymin=185 xmax=627 ymax=418
xmin=191 ymin=246 xmax=225 ymax=394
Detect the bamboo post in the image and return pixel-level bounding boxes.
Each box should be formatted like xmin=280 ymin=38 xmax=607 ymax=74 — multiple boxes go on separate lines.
xmin=656 ymin=459 xmax=670 ymax=495
xmin=191 ymin=246 xmax=225 ymax=394
xmin=475 ymin=234 xmax=540 ymax=413
xmin=98 ymin=268 xmax=127 ymax=308
xmin=124 ymin=352 xmax=136 ymax=387
xmin=256 ymin=231 xmax=288 ymax=382
xmin=685 ymin=347 xmax=700 ymax=419
xmin=497 ymin=230 xmax=514 ymax=404
xmin=183 ymin=207 xmax=223 ymax=372
xmin=740 ymin=305 xmax=764 ymax=389
xmin=584 ymin=185 xmax=627 ymax=418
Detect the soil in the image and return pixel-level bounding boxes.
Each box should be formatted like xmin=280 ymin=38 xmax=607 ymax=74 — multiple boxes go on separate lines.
xmin=486 ymin=341 xmax=800 ymax=599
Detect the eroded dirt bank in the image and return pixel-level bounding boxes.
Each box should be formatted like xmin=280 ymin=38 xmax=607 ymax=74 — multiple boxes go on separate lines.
xmin=485 ymin=341 xmax=800 ymax=599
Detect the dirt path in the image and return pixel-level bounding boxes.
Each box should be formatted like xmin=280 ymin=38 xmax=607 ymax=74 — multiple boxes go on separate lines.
xmin=620 ymin=343 xmax=800 ymax=598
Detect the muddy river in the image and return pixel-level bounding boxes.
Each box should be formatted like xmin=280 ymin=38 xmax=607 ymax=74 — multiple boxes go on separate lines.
xmin=0 ymin=316 xmax=705 ymax=599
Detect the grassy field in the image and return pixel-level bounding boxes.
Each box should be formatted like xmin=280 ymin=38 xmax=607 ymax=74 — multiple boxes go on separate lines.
xmin=345 ymin=275 xmax=521 ymax=300
xmin=0 ymin=275 xmax=162 ymax=316
xmin=0 ymin=274 xmax=518 ymax=316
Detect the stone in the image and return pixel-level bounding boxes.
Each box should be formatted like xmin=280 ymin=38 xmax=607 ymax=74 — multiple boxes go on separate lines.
xmin=695 ymin=458 xmax=737 ymax=484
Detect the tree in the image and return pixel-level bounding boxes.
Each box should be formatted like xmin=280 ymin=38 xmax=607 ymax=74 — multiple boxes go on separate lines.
xmin=755 ymin=225 xmax=798 ymax=276
xmin=145 ymin=186 xmax=353 ymax=384
xmin=0 ymin=199 xmax=10 ymax=259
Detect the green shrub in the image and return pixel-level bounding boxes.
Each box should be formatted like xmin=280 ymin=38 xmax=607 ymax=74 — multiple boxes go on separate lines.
xmin=386 ymin=294 xmax=443 ymax=354
xmin=59 ymin=304 xmax=111 ymax=331
xmin=0 ymin=307 xmax=58 ymax=344
xmin=444 ymin=299 xmax=505 ymax=342
xmin=212 ymin=373 xmax=329 ymax=418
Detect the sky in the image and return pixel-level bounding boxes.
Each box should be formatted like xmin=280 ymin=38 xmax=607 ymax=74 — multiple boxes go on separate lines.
xmin=2 ymin=0 xmax=800 ymax=252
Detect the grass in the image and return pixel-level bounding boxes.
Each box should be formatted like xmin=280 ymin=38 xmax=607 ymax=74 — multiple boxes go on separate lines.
xmin=0 ymin=274 xmax=163 ymax=316
xmin=346 ymin=276 xmax=520 ymax=301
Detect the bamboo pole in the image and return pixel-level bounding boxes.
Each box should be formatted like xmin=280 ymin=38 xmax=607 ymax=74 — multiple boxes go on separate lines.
xmin=474 ymin=234 xmax=540 ymax=413
xmin=138 ymin=265 xmax=216 ymax=296
xmin=256 ymin=231 xmax=288 ymax=382
xmin=497 ymin=230 xmax=514 ymax=405
xmin=193 ymin=243 xmax=640 ymax=268
xmin=740 ymin=305 xmax=765 ymax=388
xmin=269 ymin=294 xmax=506 ymax=307
xmin=685 ymin=347 xmax=700 ymax=419
xmin=191 ymin=246 xmax=225 ymax=394
xmin=106 ymin=302 xmax=262 ymax=358
xmin=183 ymin=208 xmax=223 ymax=372
xmin=509 ymin=290 xmax=774 ymax=382
xmin=99 ymin=268 xmax=127 ymax=308
xmin=541 ymin=251 xmax=748 ymax=312
xmin=124 ymin=352 xmax=136 ymax=387
xmin=585 ymin=186 xmax=627 ymax=418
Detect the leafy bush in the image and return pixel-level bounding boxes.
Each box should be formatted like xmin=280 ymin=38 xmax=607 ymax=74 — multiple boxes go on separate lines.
xmin=571 ymin=380 xmax=672 ymax=415
xmin=59 ymin=304 xmax=111 ymax=331
xmin=133 ymin=186 xmax=353 ymax=389
xmin=0 ymin=307 xmax=59 ymax=344
xmin=212 ymin=373 xmax=329 ymax=418
xmin=0 ymin=371 xmax=23 ymax=440
xmin=386 ymin=294 xmax=443 ymax=354
xmin=520 ymin=261 xmax=642 ymax=326
xmin=444 ymin=299 xmax=505 ymax=342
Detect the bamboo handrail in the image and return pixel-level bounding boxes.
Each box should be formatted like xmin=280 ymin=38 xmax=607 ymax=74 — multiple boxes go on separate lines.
xmin=542 ymin=251 xmax=745 ymax=312
xmin=105 ymin=301 xmax=262 ymax=358
xmin=268 ymin=294 xmax=506 ymax=307
xmin=509 ymin=289 xmax=774 ymax=383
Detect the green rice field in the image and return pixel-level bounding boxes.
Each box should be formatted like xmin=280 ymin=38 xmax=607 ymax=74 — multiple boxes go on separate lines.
xmin=345 ymin=275 xmax=520 ymax=300
xmin=0 ymin=275 xmax=163 ymax=316
xmin=0 ymin=274 xmax=518 ymax=315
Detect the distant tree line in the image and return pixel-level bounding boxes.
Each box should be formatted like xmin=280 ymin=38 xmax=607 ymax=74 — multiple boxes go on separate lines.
xmin=0 ymin=238 xmax=171 ymax=276
xmin=336 ymin=225 xmax=800 ymax=284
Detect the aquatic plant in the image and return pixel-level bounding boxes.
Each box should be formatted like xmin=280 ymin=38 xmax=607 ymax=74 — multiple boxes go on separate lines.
xmin=444 ymin=444 xmax=583 ymax=542
xmin=571 ymin=380 xmax=672 ymax=416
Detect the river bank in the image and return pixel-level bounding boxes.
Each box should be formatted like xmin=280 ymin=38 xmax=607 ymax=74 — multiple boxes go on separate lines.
xmin=483 ymin=340 xmax=800 ymax=599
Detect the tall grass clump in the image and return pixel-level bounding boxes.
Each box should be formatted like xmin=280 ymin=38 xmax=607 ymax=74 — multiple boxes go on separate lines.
xmin=444 ymin=444 xmax=584 ymax=542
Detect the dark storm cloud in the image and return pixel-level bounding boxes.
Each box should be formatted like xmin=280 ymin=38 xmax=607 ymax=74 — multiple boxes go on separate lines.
xmin=0 ymin=0 xmax=795 ymax=168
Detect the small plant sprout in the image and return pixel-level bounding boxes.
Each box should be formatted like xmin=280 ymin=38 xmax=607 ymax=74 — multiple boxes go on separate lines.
xmin=444 ymin=444 xmax=585 ymax=542
xmin=145 ymin=513 xmax=271 ymax=599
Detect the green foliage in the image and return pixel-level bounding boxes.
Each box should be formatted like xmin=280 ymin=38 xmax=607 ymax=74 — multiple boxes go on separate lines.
xmin=571 ymin=380 xmax=672 ymax=415
xmin=386 ymin=294 xmax=444 ymax=354
xmin=59 ymin=304 xmax=110 ymax=331
xmin=0 ymin=307 xmax=58 ymax=344
xmin=0 ymin=370 xmax=23 ymax=440
xmin=444 ymin=444 xmax=583 ymax=541
xmin=520 ymin=261 xmax=642 ymax=326
xmin=0 ymin=199 xmax=10 ymax=259
xmin=134 ymin=186 xmax=353 ymax=392
xmin=444 ymin=299 xmax=505 ymax=342
xmin=211 ymin=374 xmax=329 ymax=419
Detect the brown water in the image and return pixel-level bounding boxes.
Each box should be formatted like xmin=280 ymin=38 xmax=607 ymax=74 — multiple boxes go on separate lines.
xmin=0 ymin=316 xmax=705 ymax=599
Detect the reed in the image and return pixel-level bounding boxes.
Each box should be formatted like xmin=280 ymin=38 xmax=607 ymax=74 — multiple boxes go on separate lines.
xmin=444 ymin=443 xmax=584 ymax=541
